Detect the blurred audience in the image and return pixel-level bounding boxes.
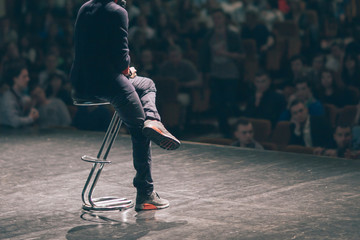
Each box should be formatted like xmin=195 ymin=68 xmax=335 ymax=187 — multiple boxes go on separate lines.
xmin=1 ymin=0 xmax=360 ymax=159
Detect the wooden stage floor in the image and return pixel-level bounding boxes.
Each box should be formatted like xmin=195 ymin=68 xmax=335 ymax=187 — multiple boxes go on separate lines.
xmin=1 ymin=128 xmax=360 ymax=240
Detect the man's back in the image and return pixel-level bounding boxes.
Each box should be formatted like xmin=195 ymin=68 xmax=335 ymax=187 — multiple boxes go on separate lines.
xmin=70 ymin=0 xmax=130 ymax=97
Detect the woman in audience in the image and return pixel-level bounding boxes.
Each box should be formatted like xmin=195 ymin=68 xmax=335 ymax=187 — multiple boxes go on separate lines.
xmin=314 ymin=69 xmax=357 ymax=108
xmin=45 ymin=73 xmax=72 ymax=105
xmin=342 ymin=53 xmax=360 ymax=89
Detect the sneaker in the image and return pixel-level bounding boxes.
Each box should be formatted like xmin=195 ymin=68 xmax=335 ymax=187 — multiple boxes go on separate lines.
xmin=143 ymin=120 xmax=181 ymax=150
xmin=135 ymin=192 xmax=170 ymax=211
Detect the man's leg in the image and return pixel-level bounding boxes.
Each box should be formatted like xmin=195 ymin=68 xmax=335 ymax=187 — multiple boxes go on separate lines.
xmin=129 ymin=76 xmax=181 ymax=150
xmin=104 ymin=90 xmax=153 ymax=196
xmin=99 ymin=75 xmax=172 ymax=210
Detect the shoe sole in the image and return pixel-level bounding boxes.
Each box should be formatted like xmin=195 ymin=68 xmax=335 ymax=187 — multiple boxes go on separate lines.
xmin=135 ymin=203 xmax=170 ymax=211
xmin=143 ymin=127 xmax=180 ymax=150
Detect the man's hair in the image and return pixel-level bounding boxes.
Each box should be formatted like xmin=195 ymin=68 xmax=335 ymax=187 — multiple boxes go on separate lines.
xmin=290 ymin=55 xmax=304 ymax=64
xmin=294 ymin=76 xmax=310 ymax=87
xmin=235 ymin=118 xmax=251 ymax=128
xmin=289 ymin=98 xmax=305 ymax=110
xmin=334 ymin=123 xmax=352 ymax=133
xmin=210 ymin=8 xmax=225 ymax=16
xmin=2 ymin=59 xmax=27 ymax=87
xmin=255 ymin=69 xmax=270 ymax=79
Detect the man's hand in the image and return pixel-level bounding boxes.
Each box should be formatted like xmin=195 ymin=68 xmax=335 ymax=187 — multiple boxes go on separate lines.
xmin=129 ymin=66 xmax=137 ymax=78
xmin=323 ymin=149 xmax=337 ymax=157
xmin=313 ymin=147 xmax=325 ymax=155
xmin=29 ymin=108 xmax=39 ymax=121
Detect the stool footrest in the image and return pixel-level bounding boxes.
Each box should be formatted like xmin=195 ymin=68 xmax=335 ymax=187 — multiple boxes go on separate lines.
xmin=82 ymin=196 xmax=134 ymax=211
xmin=81 ymin=155 xmax=111 ymax=164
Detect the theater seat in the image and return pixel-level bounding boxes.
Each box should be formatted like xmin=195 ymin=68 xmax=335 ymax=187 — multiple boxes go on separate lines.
xmin=283 ymin=145 xmax=315 ymax=155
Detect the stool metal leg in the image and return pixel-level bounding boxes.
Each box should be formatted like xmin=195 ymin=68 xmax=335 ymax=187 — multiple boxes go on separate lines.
xmin=81 ymin=112 xmax=134 ymax=211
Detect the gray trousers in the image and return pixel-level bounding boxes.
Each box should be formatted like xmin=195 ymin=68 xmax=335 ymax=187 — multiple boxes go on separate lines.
xmin=97 ymin=75 xmax=160 ymax=196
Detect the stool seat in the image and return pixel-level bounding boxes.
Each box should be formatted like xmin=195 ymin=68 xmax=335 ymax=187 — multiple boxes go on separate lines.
xmin=73 ymin=98 xmax=110 ymax=106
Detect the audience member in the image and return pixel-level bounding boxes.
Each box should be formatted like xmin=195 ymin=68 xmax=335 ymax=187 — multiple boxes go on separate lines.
xmin=30 ymin=86 xmax=71 ymax=128
xmin=45 ymin=73 xmax=72 ymax=105
xmin=38 ymin=53 xmax=67 ymax=89
xmin=325 ymin=42 xmax=344 ymax=73
xmin=231 ymin=118 xmax=264 ymax=150
xmin=307 ymin=53 xmax=325 ymax=88
xmin=243 ymin=70 xmax=286 ymax=126
xmin=128 ymin=15 xmax=156 ymax=42
xmin=259 ymin=0 xmax=284 ymax=31
xmin=314 ymin=124 xmax=360 ymax=159
xmin=283 ymin=55 xmax=310 ymax=89
xmin=160 ymin=45 xmax=200 ymax=95
xmin=314 ymin=69 xmax=357 ymax=108
xmin=341 ymin=53 xmax=360 ymax=89
xmin=0 ymin=60 xmax=39 ymax=128
xmin=241 ymin=10 xmax=274 ymax=53
xmin=280 ymin=78 xmax=325 ymax=121
xmin=0 ymin=17 xmax=18 ymax=47
xmin=288 ymin=99 xmax=331 ymax=147
xmin=199 ymin=8 xmax=244 ymax=137
xmin=159 ymin=45 xmax=201 ymax=127
xmin=135 ymin=49 xmax=158 ymax=78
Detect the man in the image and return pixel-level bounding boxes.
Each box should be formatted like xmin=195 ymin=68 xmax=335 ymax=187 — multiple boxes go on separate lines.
xmin=0 ymin=60 xmax=39 ymax=128
xmin=232 ymin=118 xmax=264 ymax=150
xmin=38 ymin=53 xmax=67 ymax=89
xmin=244 ymin=70 xmax=286 ymax=127
xmin=315 ymin=124 xmax=350 ymax=157
xmin=279 ymin=78 xmax=325 ymax=121
xmin=199 ymin=8 xmax=244 ymax=137
xmin=69 ymin=0 xmax=180 ymax=211
xmin=314 ymin=124 xmax=360 ymax=159
xmin=289 ymin=99 xmax=331 ymax=148
xmin=159 ymin=45 xmax=201 ymax=127
xmin=30 ymin=86 xmax=71 ymax=128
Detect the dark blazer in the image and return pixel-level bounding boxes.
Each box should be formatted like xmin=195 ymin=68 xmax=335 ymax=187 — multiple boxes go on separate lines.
xmin=289 ymin=115 xmax=332 ymax=147
xmin=69 ymin=0 xmax=131 ymax=97
xmin=244 ymin=89 xmax=286 ymax=127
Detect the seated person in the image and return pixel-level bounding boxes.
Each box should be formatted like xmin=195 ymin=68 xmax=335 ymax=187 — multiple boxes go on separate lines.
xmin=231 ymin=118 xmax=264 ymax=150
xmin=243 ymin=70 xmax=286 ymax=127
xmin=314 ymin=124 xmax=360 ymax=159
xmin=279 ymin=78 xmax=325 ymax=121
xmin=159 ymin=45 xmax=201 ymax=102
xmin=159 ymin=45 xmax=201 ymax=127
xmin=0 ymin=60 xmax=39 ymax=128
xmin=314 ymin=69 xmax=357 ymax=108
xmin=289 ymin=99 xmax=331 ymax=147
xmin=38 ymin=53 xmax=67 ymax=89
xmin=31 ymin=86 xmax=71 ymax=128
xmin=45 ymin=73 xmax=73 ymax=105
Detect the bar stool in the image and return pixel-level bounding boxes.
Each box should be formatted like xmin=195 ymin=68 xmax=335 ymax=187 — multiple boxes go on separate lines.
xmin=73 ymin=98 xmax=134 ymax=211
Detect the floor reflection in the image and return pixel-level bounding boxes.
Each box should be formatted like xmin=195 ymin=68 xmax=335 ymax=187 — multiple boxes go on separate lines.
xmin=66 ymin=210 xmax=187 ymax=240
